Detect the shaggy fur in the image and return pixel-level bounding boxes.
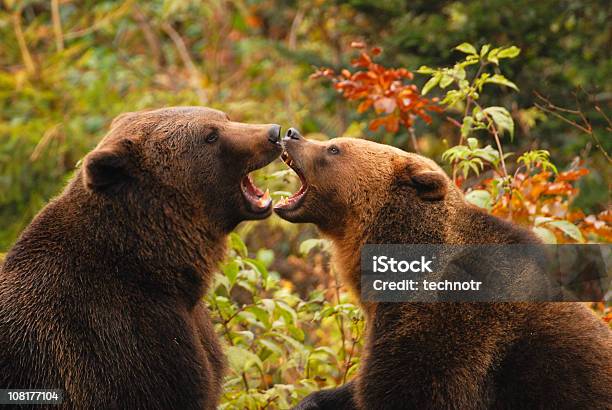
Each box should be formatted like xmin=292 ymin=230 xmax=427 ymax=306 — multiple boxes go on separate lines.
xmin=276 ymin=134 xmax=612 ymax=410
xmin=0 ymin=107 xmax=281 ymax=409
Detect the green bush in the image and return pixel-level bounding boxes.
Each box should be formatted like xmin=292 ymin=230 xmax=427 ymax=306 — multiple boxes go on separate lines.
xmin=209 ymin=233 xmax=364 ymax=409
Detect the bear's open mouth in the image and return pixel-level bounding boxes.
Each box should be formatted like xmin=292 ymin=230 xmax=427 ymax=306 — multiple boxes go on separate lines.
xmin=274 ymin=151 xmax=308 ymax=211
xmin=241 ymin=174 xmax=271 ymax=214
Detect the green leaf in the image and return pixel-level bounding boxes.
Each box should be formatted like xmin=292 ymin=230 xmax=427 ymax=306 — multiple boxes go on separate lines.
xmin=270 ymin=331 xmax=303 ymax=351
xmin=313 ymin=346 xmax=337 ymax=358
xmin=234 ymin=330 xmax=254 ymax=344
xmin=483 ymin=106 xmax=515 ymax=139
xmin=534 ymin=216 xmax=554 ymax=226
xmin=257 ymin=338 xmax=284 ymax=356
xmin=461 ymin=117 xmax=473 ymax=138
xmin=244 ymin=258 xmax=269 ymax=281
xmin=421 ymin=73 xmax=441 ymax=95
xmin=546 ymin=220 xmax=585 ymax=242
xmin=460 ymin=162 xmax=470 ymax=179
xmin=480 ymin=44 xmax=491 ymax=57
xmin=533 ymin=227 xmax=557 ymax=244
xmin=275 ymin=300 xmax=298 ymax=326
xmin=483 ymin=74 xmax=519 ymax=91
xmin=287 ymin=324 xmax=305 ymax=341
xmin=416 ymin=65 xmax=436 ymax=74
xmin=244 ymin=306 xmax=271 ymax=328
xmin=256 ymin=249 xmax=274 ymax=267
xmin=469 ymin=161 xmax=481 ymax=175
xmin=486 ymin=47 xmax=499 ymax=64
xmin=465 ymin=190 xmax=492 ymax=210
xmin=222 ymin=260 xmax=240 ymax=286
xmin=226 ymin=346 xmax=263 ymax=373
xmin=497 ymin=46 xmax=521 ymax=59
xmin=439 ymin=74 xmax=454 ymax=89
xmin=299 ymin=238 xmax=329 ymax=256
xmin=229 ymin=232 xmax=248 ymax=257
xmin=454 ymin=43 xmax=477 ymax=55
xmin=453 ymin=66 xmax=467 ymax=81
xmin=467 ymin=137 xmax=478 ymax=150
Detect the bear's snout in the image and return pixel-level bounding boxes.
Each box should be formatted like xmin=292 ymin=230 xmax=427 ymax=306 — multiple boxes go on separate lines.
xmin=268 ymin=124 xmax=282 ymax=145
xmin=284 ymin=127 xmax=302 ymax=140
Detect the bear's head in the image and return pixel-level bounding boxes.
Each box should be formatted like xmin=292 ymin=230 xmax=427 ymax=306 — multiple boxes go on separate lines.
xmin=82 ymin=107 xmax=282 ymax=232
xmin=274 ymin=129 xmax=456 ymax=241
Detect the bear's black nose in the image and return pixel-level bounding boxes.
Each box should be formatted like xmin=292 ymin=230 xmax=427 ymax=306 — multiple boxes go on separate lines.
xmin=268 ymin=124 xmax=282 ymax=144
xmin=285 ymin=127 xmax=302 ymax=140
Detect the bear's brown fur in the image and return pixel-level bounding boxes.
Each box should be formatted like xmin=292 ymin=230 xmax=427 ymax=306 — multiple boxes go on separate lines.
xmin=276 ymin=131 xmax=612 ymax=410
xmin=0 ymin=107 xmax=282 ymax=409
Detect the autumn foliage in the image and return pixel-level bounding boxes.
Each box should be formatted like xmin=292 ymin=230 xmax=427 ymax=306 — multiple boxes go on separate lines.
xmin=314 ymin=42 xmax=611 ymax=247
xmin=312 ymin=42 xmax=442 ymax=133
xmin=485 ymin=166 xmax=612 ymax=243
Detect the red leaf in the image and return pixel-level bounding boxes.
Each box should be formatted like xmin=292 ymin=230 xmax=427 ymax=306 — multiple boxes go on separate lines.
xmin=369 ymin=117 xmax=386 ymax=131
xmin=556 ymin=168 xmax=589 ymax=181
xmin=357 ymin=99 xmax=373 ymax=113
xmin=374 ymin=97 xmax=396 ymax=114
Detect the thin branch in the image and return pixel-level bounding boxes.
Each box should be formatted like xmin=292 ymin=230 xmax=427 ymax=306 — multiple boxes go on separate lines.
xmin=161 ymin=22 xmax=208 ymax=104
xmin=331 ymin=266 xmax=347 ymax=360
xmin=342 ymin=337 xmax=357 ymax=384
xmin=534 ymin=102 xmax=592 ymax=134
xmin=534 ymin=92 xmax=611 ymax=163
xmin=64 ymin=0 xmax=133 ymax=40
xmin=533 ymin=91 xmax=592 ymax=133
xmin=132 ymin=6 xmax=163 ymax=67
xmin=474 ymin=101 xmax=512 ymax=218
xmin=31 ymin=123 xmax=62 ymax=161
xmin=595 ymin=105 xmax=612 ymax=131
xmin=534 ymin=91 xmax=582 ymax=114
xmin=408 ymin=123 xmax=421 ymax=154
xmin=459 ymin=62 xmax=486 ymax=145
xmin=446 ymin=116 xmax=462 ymax=128
xmin=452 ymin=61 xmax=487 ymax=182
xmin=288 ymin=8 xmax=305 ymax=50
xmin=51 ymin=0 xmax=64 ymax=52
xmin=12 ymin=10 xmax=36 ymax=75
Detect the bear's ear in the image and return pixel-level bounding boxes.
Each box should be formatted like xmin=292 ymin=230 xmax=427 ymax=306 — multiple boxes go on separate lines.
xmin=398 ymin=168 xmax=448 ymax=201
xmin=410 ymin=171 xmax=448 ymax=200
xmin=83 ymin=142 xmax=133 ymax=192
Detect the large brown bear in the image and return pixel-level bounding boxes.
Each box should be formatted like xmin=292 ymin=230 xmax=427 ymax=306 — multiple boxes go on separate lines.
xmin=275 ymin=129 xmax=612 ymax=410
xmin=0 ymin=107 xmax=282 ymax=409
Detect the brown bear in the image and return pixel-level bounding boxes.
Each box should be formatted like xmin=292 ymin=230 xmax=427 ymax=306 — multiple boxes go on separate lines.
xmin=0 ymin=107 xmax=282 ymax=409
xmin=275 ymin=129 xmax=612 ymax=410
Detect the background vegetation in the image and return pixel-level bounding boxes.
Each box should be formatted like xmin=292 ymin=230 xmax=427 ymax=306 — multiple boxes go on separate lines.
xmin=1 ymin=1 xmax=610 ymax=408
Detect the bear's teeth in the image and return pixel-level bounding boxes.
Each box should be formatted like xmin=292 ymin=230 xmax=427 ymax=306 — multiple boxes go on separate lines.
xmin=256 ymin=189 xmax=271 ymax=208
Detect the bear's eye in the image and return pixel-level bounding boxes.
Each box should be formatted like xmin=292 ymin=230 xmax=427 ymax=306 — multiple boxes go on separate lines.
xmin=327 ymin=145 xmax=340 ymax=155
xmin=205 ymin=132 xmax=219 ymax=143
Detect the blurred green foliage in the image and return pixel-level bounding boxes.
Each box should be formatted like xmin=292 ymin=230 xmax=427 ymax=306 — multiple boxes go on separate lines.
xmin=1 ymin=0 xmax=609 ymax=249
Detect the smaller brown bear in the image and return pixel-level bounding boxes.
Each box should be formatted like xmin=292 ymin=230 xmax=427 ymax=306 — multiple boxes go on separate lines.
xmin=275 ymin=129 xmax=612 ymax=410
xmin=0 ymin=107 xmax=282 ymax=409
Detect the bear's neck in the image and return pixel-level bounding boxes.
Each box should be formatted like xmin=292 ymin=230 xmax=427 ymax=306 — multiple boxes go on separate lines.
xmin=4 ymin=175 xmax=227 ymax=308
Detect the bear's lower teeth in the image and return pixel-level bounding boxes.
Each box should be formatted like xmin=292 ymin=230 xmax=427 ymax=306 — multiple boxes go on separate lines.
xmin=255 ymin=189 xmax=271 ymax=208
